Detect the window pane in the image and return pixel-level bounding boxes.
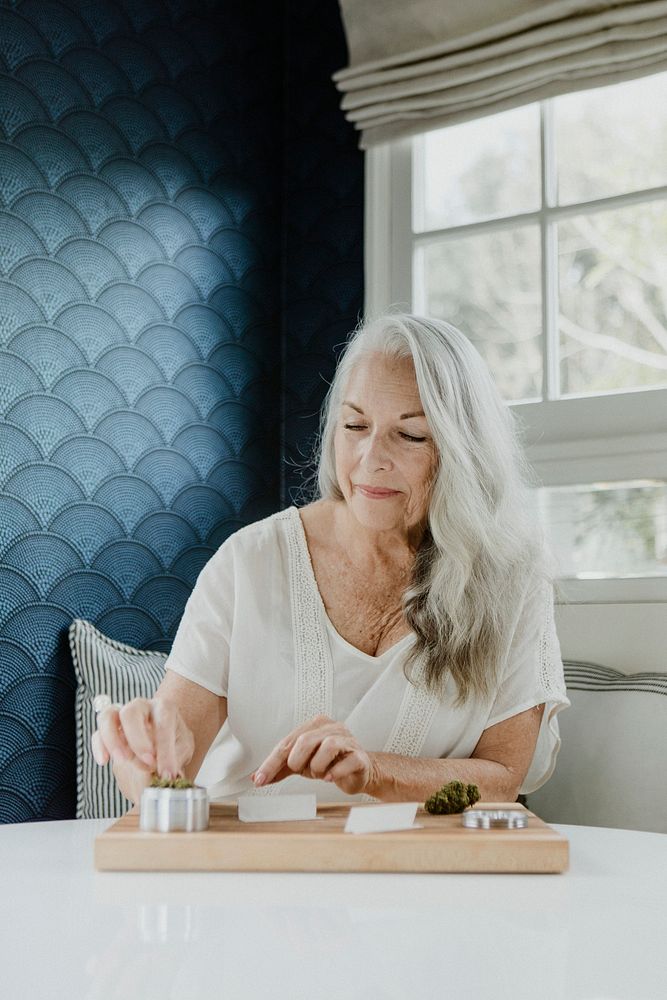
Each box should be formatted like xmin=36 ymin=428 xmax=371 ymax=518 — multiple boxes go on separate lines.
xmin=558 ymin=200 xmax=667 ymax=397
xmin=415 ymin=104 xmax=541 ymax=232
xmin=556 ymin=71 xmax=667 ymax=205
xmin=537 ymin=480 xmax=667 ymax=579
xmin=420 ymin=226 xmax=542 ymax=402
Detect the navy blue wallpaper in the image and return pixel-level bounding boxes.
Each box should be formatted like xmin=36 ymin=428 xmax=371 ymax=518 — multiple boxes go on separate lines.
xmin=0 ymin=0 xmax=363 ymax=823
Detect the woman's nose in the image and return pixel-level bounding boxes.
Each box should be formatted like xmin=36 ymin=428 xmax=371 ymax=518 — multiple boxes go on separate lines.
xmin=360 ymin=433 xmax=393 ymax=470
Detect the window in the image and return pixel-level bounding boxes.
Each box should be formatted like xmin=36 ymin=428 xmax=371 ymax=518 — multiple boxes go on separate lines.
xmin=365 ymin=72 xmax=667 ymax=598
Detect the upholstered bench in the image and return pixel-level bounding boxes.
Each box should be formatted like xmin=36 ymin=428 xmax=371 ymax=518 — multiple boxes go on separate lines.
xmin=526 ymin=661 xmax=667 ymax=834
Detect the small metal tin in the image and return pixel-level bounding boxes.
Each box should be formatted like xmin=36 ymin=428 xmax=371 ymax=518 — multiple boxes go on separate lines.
xmin=461 ymin=809 xmax=528 ymax=830
xmin=140 ymin=785 xmax=209 ymax=833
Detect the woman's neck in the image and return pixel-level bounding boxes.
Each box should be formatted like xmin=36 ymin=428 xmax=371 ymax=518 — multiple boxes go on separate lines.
xmin=330 ymin=500 xmax=425 ymax=575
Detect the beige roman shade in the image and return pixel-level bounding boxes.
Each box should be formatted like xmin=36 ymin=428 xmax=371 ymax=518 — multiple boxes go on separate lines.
xmin=333 ymin=0 xmax=667 ymax=148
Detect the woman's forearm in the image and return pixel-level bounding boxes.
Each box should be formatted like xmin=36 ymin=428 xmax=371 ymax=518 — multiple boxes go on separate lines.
xmin=365 ymin=752 xmax=521 ymax=803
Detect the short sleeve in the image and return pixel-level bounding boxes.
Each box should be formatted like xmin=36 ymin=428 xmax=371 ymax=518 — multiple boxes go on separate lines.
xmin=164 ymin=536 xmax=236 ymax=698
xmin=486 ymin=574 xmax=571 ymax=794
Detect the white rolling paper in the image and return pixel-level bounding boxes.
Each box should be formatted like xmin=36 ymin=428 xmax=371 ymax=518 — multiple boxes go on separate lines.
xmin=344 ymin=802 xmax=421 ymax=834
xmin=237 ymin=794 xmax=318 ymax=822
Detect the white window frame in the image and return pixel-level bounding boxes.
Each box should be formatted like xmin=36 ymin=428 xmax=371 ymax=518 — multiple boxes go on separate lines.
xmin=364 ymin=110 xmax=667 ymax=603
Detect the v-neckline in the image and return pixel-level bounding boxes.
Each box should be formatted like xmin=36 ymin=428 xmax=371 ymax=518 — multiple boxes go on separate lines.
xmin=290 ymin=506 xmax=415 ymax=663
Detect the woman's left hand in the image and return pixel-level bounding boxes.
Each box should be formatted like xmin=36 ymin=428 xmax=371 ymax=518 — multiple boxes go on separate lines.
xmin=251 ymin=714 xmax=376 ymax=796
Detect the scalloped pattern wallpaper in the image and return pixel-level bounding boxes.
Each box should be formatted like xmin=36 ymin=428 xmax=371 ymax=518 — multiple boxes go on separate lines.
xmin=0 ymin=0 xmax=364 ymax=822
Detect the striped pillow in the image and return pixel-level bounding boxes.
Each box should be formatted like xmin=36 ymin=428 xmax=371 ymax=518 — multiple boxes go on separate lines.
xmin=69 ymin=619 xmax=167 ymax=819
xmin=526 ymin=660 xmax=667 ymax=833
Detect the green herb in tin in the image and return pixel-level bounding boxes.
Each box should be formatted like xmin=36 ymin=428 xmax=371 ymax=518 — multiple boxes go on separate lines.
xmin=149 ymin=773 xmax=194 ymax=790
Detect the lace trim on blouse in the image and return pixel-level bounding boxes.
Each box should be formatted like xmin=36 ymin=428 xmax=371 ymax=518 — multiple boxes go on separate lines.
xmin=539 ymin=581 xmax=567 ymax=700
xmin=383 ymin=656 xmax=440 ymax=757
xmin=282 ymin=506 xmax=335 ymax=724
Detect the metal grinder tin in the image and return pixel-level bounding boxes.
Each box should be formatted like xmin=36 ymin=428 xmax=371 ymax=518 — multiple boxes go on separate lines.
xmin=140 ymin=785 xmax=210 ymax=832
xmin=461 ymin=809 xmax=528 ymax=829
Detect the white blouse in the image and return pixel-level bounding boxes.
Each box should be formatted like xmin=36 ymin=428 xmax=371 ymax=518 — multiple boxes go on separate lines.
xmin=165 ymin=505 xmax=570 ymax=804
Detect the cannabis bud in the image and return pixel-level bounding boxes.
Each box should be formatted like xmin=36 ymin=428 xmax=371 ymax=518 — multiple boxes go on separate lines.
xmin=424 ymin=779 xmax=481 ymax=814
xmin=149 ymin=773 xmax=194 ymax=789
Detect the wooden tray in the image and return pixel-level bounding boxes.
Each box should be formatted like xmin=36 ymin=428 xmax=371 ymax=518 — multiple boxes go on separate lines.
xmin=95 ymin=801 xmax=568 ymax=873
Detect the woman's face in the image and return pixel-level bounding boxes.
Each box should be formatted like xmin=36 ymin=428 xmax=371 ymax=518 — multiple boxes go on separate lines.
xmin=333 ymin=353 xmax=437 ymax=536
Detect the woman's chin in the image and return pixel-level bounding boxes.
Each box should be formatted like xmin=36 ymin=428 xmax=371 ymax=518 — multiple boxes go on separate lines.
xmin=347 ymin=495 xmax=405 ymax=528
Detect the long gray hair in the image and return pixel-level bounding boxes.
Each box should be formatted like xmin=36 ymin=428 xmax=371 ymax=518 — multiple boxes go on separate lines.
xmin=309 ymin=312 xmax=556 ymax=707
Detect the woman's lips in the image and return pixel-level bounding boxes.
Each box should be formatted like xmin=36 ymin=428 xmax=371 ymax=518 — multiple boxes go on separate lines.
xmin=355 ymin=485 xmax=400 ymax=498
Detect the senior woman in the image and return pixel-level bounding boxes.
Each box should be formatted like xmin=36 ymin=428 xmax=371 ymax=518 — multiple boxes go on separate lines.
xmin=92 ymin=313 xmax=570 ymax=807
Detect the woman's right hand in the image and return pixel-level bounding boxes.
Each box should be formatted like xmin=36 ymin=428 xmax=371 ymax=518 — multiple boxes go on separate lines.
xmin=91 ymin=697 xmax=196 ymax=781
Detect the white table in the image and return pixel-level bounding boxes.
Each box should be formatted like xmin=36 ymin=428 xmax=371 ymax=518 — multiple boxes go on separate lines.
xmin=1 ymin=818 xmax=666 ymax=1000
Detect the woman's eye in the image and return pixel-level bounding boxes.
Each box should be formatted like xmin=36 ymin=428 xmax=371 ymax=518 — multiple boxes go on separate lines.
xmin=343 ymin=424 xmax=426 ymax=442
xmin=399 ymin=432 xmax=427 ymax=442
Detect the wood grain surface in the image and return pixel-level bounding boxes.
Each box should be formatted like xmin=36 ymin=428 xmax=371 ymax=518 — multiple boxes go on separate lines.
xmin=94 ymin=801 xmax=569 ymax=873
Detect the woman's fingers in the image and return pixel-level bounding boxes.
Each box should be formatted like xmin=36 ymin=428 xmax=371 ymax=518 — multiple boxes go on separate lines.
xmin=307 ymin=735 xmax=351 ymax=778
xmin=154 ymin=700 xmax=196 ymax=778
xmin=288 ymin=727 xmax=352 ymax=777
xmin=95 ymin=704 xmax=134 ymax=763
xmin=91 ymin=729 xmax=109 ymax=766
xmin=150 ymin=699 xmax=174 ymax=776
xmin=249 ymin=714 xmax=373 ymax=795
xmin=254 ymin=720 xmax=345 ymax=785
xmin=93 ymin=697 xmax=193 ymax=778
xmin=118 ymin=700 xmax=157 ymax=767
xmin=324 ymin=751 xmax=362 ymax=780
xmin=253 ymin=722 xmax=313 ymax=784
xmin=252 ymin=744 xmax=292 ymax=785
xmin=323 ymin=754 xmax=365 ymax=794
xmin=254 ymin=762 xmax=294 ymax=786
